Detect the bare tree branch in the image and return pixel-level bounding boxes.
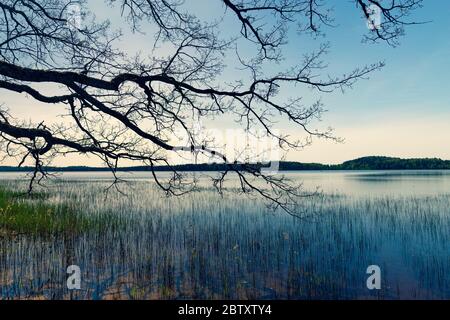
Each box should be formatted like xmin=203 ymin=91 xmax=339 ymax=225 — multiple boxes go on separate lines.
xmin=0 ymin=0 xmax=423 ymax=215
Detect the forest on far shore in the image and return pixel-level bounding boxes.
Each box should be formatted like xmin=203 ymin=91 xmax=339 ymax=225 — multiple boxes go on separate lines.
xmin=1 ymin=156 xmax=450 ymax=172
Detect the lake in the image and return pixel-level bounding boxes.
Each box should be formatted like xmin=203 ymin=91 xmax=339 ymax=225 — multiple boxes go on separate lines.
xmin=0 ymin=170 xmax=449 ymax=299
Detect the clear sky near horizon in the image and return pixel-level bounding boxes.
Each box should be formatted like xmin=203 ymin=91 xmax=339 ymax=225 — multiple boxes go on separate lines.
xmin=1 ymin=0 xmax=449 ymax=166
xmin=291 ymin=0 xmax=450 ymax=164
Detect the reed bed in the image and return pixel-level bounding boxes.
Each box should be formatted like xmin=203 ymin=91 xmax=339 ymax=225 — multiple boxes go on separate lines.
xmin=0 ymin=177 xmax=449 ymax=300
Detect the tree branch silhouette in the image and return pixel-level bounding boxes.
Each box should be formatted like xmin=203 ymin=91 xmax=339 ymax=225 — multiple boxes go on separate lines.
xmin=0 ymin=0 xmax=422 ymax=214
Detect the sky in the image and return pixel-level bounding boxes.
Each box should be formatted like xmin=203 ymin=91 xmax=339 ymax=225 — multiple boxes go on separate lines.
xmin=1 ymin=0 xmax=449 ymax=166
xmin=290 ymin=0 xmax=450 ymax=164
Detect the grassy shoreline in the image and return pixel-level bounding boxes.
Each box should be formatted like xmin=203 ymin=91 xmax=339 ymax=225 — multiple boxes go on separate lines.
xmin=0 ymin=187 xmax=119 ymax=236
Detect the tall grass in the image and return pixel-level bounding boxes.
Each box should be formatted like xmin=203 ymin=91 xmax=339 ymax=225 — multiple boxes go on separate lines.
xmin=0 ymin=176 xmax=449 ymax=300
xmin=0 ymin=187 xmax=121 ymax=236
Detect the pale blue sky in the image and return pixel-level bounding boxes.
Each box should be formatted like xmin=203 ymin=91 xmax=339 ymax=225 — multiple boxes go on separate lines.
xmin=2 ymin=1 xmax=449 ymax=165
xmin=97 ymin=0 xmax=450 ymax=164
xmin=284 ymin=0 xmax=450 ymax=163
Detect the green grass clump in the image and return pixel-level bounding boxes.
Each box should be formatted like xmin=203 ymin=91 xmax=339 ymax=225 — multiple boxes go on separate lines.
xmin=0 ymin=187 xmax=118 ymax=236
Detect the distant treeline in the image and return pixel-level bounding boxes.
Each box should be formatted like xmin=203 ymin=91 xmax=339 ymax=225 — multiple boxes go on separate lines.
xmin=337 ymin=156 xmax=450 ymax=170
xmin=1 ymin=156 xmax=449 ymax=172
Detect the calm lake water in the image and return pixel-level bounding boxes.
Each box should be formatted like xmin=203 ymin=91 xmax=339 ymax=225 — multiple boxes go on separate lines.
xmin=0 ymin=170 xmax=449 ymax=299
xmin=3 ymin=169 xmax=450 ymax=195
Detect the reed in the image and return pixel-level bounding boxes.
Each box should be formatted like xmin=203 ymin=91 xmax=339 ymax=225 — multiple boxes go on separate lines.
xmin=0 ymin=175 xmax=449 ymax=300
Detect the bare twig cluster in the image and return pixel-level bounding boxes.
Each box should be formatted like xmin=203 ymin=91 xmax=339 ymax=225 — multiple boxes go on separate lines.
xmin=0 ymin=0 xmax=421 ymax=214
